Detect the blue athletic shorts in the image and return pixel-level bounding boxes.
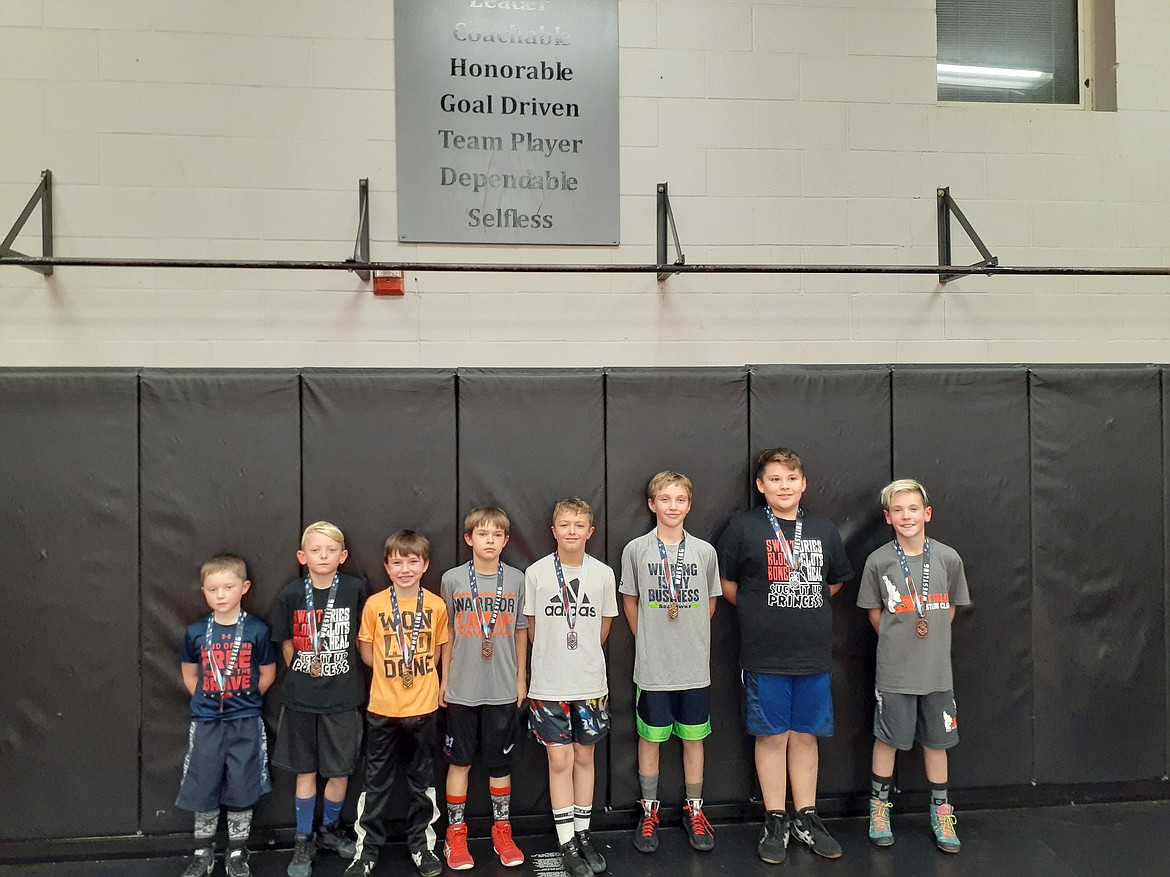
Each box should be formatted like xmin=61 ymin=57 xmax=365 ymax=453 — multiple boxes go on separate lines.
xmin=743 ymin=670 xmax=834 ymax=737
xmin=176 ymin=716 xmax=272 ymax=812
xmin=636 ymin=687 xmax=712 ymax=742
xmin=528 ymin=697 xmax=609 ymax=746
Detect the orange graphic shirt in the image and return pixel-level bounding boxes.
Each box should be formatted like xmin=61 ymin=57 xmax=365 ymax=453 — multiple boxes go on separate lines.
xmin=358 ymin=586 xmax=449 ymax=718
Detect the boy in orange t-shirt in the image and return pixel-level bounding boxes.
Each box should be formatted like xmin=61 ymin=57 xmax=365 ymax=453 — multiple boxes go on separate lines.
xmin=347 ymin=531 xmax=450 ymax=877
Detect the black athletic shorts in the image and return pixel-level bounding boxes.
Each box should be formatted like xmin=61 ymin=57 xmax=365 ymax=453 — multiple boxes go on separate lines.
xmin=442 ymin=702 xmax=523 ymax=774
xmin=272 ymin=706 xmax=364 ymax=777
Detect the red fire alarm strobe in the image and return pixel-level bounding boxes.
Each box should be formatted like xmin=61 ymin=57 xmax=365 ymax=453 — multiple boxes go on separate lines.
xmin=374 ymin=272 xmax=404 ymax=296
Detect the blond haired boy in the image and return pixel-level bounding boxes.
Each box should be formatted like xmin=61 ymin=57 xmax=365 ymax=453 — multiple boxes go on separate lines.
xmin=440 ymin=507 xmax=529 ymax=870
xmin=270 ymin=522 xmax=370 ymax=876
xmin=525 ymin=498 xmax=619 ymax=877
xmin=620 ymin=471 xmax=721 ymax=853
xmin=857 ymin=479 xmax=970 ymax=854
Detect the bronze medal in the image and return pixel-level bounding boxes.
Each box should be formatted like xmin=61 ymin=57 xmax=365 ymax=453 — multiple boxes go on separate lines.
xmin=481 ymin=640 xmax=493 ymax=661
xmin=667 ymin=602 xmax=679 ymax=620
xmin=402 ymin=669 xmax=415 ymax=688
xmin=566 ymin=630 xmax=579 ymax=650
xmin=309 ymin=655 xmax=323 ymax=677
xmin=916 ymin=617 xmax=929 ymax=638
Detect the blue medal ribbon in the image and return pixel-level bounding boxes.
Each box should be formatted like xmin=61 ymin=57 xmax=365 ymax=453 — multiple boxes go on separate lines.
xmin=388 ymin=585 xmax=425 ymax=680
xmin=467 ymin=561 xmax=504 ymax=643
xmin=892 ymin=538 xmax=931 ymax=620
xmin=764 ymin=507 xmax=804 ymax=583
xmin=655 ymin=535 xmax=685 ymax=606
xmin=303 ymin=573 xmax=340 ymax=658
xmin=203 ymin=611 xmax=247 ymax=706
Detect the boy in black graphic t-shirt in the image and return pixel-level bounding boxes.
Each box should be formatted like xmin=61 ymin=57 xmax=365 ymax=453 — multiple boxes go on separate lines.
xmin=270 ymin=522 xmax=370 ymax=877
xmin=717 ymin=449 xmax=852 ymax=864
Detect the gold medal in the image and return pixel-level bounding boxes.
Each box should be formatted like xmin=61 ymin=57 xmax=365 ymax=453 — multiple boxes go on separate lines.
xmin=309 ymin=655 xmax=323 ymax=677
xmin=402 ymin=669 xmax=415 ymax=688
xmin=481 ymin=640 xmax=493 ymax=660
xmin=667 ymin=602 xmax=679 ymax=620
xmin=916 ymin=617 xmax=929 ymax=638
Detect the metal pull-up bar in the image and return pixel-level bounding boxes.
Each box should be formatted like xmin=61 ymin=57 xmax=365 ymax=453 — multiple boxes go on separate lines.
xmin=4 ymin=174 xmax=1170 ymax=279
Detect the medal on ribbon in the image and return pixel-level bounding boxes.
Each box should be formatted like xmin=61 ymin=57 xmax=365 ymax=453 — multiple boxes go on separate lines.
xmin=656 ymin=536 xmax=686 ymax=621
xmin=553 ymin=554 xmax=583 ymax=651
xmin=765 ymin=507 xmax=804 ymax=584
xmin=893 ymin=539 xmax=932 ymax=639
xmin=468 ymin=562 xmax=504 ymax=662
xmin=203 ymin=611 xmax=247 ymax=712
xmin=303 ymin=573 xmax=339 ymax=678
xmin=389 ymin=584 xmax=425 ymax=689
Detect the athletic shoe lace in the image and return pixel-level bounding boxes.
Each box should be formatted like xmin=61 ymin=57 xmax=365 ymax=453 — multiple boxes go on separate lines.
xmin=687 ymin=805 xmax=713 ymax=836
xmin=639 ymin=806 xmax=659 ymax=838
xmin=935 ymin=806 xmax=958 ymax=839
xmin=492 ymin=822 xmax=522 ymax=859
xmin=870 ymin=801 xmax=892 ymax=833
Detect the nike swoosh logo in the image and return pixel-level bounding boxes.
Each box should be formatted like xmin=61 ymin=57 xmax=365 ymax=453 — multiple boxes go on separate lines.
xmin=503 ymin=744 xmax=514 ymax=754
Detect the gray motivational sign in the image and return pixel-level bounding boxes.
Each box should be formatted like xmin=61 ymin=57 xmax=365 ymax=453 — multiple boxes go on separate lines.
xmin=394 ymin=0 xmax=619 ymax=245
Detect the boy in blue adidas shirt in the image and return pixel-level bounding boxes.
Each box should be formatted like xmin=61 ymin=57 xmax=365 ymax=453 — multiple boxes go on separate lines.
xmin=177 ymin=554 xmax=277 ymax=877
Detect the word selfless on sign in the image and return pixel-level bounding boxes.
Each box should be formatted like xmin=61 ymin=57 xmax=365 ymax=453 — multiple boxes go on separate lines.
xmin=395 ymin=0 xmax=619 ymax=245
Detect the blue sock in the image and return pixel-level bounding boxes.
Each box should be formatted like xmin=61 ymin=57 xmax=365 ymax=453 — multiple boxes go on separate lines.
xmin=295 ymin=796 xmax=315 ymax=836
xmin=322 ymin=797 xmax=344 ymax=828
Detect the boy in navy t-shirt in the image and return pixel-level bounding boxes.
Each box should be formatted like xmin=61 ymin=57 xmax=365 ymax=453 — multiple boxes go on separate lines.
xmin=177 ymin=554 xmax=277 ymax=877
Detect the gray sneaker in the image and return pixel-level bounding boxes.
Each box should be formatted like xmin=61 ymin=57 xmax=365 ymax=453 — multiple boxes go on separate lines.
xmin=757 ymin=812 xmax=789 ymax=864
xmin=318 ymin=822 xmax=357 ymax=859
xmin=288 ymin=833 xmax=314 ymax=877
xmin=180 ymin=848 xmax=215 ymax=877
xmin=225 ymin=847 xmax=252 ymax=877
xmin=791 ymin=808 xmax=843 ymax=859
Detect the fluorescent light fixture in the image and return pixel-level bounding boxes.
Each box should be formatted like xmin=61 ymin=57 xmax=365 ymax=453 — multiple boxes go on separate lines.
xmin=937 ymin=63 xmax=1054 ymax=90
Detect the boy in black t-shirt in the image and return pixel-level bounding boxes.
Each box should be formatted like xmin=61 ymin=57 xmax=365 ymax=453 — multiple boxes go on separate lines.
xmin=717 ymin=449 xmax=852 ymax=864
xmin=271 ymin=522 xmax=371 ymax=877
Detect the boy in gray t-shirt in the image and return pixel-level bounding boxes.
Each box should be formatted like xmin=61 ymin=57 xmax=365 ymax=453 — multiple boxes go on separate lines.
xmin=620 ymin=471 xmax=721 ymax=855
xmin=857 ymin=479 xmax=971 ymax=855
xmin=439 ymin=507 xmax=528 ymax=871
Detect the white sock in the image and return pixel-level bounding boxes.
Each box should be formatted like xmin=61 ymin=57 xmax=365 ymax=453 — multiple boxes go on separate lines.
xmin=573 ymin=805 xmax=592 ymax=833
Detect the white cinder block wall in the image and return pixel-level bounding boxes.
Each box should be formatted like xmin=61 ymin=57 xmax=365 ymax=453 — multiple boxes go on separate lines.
xmin=2 ymin=0 xmax=1169 ymax=367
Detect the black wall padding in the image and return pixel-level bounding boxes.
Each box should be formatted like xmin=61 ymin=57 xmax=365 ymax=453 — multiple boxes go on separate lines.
xmin=0 ymin=370 xmax=140 ymax=840
xmin=456 ymin=369 xmax=607 ymax=815
xmin=139 ymin=371 xmax=302 ymax=833
xmin=892 ymin=367 xmax=1032 ymax=789
xmin=1031 ymin=367 xmax=1166 ymax=784
xmin=604 ymin=368 xmax=752 ymax=809
xmin=301 ymin=370 xmax=458 ymax=582
xmin=301 ymin=369 xmax=457 ymax=824
xmin=749 ymin=366 xmax=893 ymax=797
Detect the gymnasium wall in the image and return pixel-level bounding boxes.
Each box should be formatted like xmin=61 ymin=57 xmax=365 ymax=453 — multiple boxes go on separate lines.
xmin=3 ymin=1 xmax=1170 ymax=367
xmin=1 ymin=364 xmax=1166 ymax=852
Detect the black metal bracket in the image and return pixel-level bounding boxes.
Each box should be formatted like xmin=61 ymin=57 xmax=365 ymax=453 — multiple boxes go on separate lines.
xmin=346 ymin=178 xmax=371 ymax=282
xmin=656 ymin=182 xmax=685 ymax=282
xmin=937 ymin=186 xmax=997 ymax=284
xmin=2 ymin=169 xmax=53 ymax=277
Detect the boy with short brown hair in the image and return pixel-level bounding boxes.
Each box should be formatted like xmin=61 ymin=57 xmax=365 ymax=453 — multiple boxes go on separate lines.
xmin=525 ymin=498 xmax=619 ymax=877
xmin=347 ymin=531 xmax=450 ymax=877
xmin=440 ymin=506 xmax=529 ymax=870
xmin=177 ymin=555 xmax=277 ymax=877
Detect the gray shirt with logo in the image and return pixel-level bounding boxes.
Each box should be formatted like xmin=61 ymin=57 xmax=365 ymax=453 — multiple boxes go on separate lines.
xmin=441 ymin=561 xmax=528 ymax=707
xmin=857 ymin=539 xmax=971 ymax=695
xmin=619 ymin=529 xmax=721 ymax=691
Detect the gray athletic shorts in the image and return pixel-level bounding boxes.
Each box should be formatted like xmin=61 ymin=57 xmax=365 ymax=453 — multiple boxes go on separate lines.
xmin=874 ymin=689 xmax=959 ymax=751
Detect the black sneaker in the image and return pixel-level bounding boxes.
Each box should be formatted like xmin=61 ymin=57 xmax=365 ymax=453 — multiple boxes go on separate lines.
xmin=288 ymin=833 xmax=315 ymax=877
xmin=757 ymin=812 xmax=789 ymax=864
xmin=575 ymin=831 xmax=607 ymax=874
xmin=791 ymin=808 xmax=843 ymax=859
xmin=412 ymin=848 xmax=442 ymax=877
xmin=682 ymin=799 xmax=715 ymax=852
xmin=633 ymin=799 xmax=659 ymax=853
xmin=318 ymin=822 xmax=357 ymax=859
xmin=226 ymin=848 xmax=252 ymax=877
xmin=180 ymin=848 xmax=215 ymax=877
xmin=344 ymin=860 xmax=376 ymax=877
xmin=560 ymin=839 xmax=593 ymax=877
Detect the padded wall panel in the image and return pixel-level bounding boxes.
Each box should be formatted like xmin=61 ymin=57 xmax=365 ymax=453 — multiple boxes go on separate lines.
xmin=0 ymin=370 xmax=139 ymax=840
xmin=604 ymin=368 xmax=751 ymax=809
xmin=139 ymin=371 xmax=302 ymax=833
xmin=1031 ymin=367 xmax=1165 ymax=784
xmin=750 ymin=366 xmax=893 ymax=798
xmin=892 ymin=368 xmax=1032 ymax=789
xmin=301 ymin=370 xmax=457 ymax=826
xmin=457 ymin=369 xmax=606 ymax=815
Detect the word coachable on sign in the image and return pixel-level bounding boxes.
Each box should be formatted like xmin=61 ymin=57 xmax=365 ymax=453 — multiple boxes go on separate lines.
xmin=450 ymin=58 xmax=574 ymax=81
